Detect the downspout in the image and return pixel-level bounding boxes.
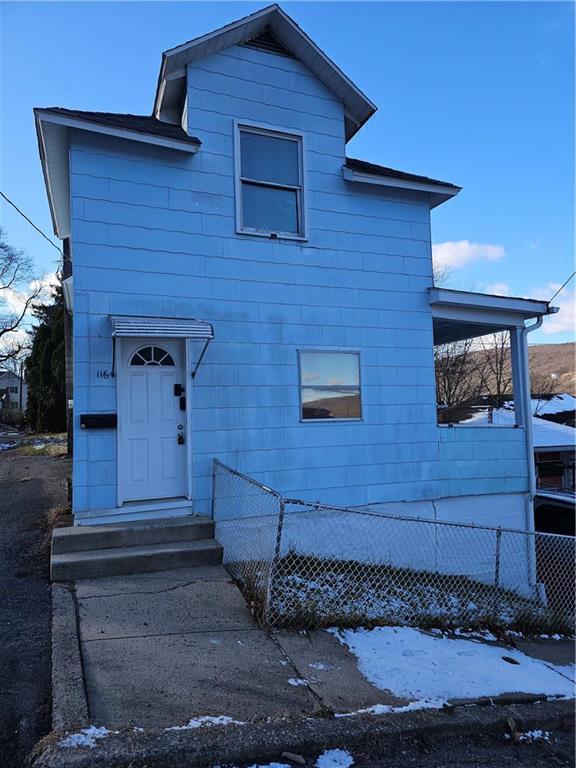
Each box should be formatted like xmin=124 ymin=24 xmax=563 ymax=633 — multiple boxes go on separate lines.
xmin=521 ymin=316 xmax=543 ymax=592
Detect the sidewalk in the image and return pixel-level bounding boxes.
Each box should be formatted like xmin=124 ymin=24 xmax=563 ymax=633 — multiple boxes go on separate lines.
xmin=45 ymin=565 xmax=575 ymax=764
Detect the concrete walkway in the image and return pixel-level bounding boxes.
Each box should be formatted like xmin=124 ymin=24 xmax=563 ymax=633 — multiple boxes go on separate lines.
xmin=74 ymin=566 xmax=401 ymax=729
xmin=70 ymin=566 xmax=574 ymax=732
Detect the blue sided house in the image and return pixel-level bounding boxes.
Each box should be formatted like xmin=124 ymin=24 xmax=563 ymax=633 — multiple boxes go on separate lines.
xmin=35 ymin=6 xmax=559 ymax=583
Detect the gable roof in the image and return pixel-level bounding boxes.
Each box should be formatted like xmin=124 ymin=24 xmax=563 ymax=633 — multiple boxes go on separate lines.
xmin=154 ymin=4 xmax=376 ymax=141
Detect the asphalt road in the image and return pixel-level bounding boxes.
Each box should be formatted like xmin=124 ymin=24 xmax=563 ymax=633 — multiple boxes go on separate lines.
xmin=231 ymin=727 xmax=575 ymax=767
xmin=0 ymin=444 xmax=70 ymax=768
xmin=349 ymin=727 xmax=575 ymax=767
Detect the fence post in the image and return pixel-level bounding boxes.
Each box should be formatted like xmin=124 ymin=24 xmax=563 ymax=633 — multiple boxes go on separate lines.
xmin=263 ymin=497 xmax=286 ymax=628
xmin=494 ymin=527 xmax=502 ymax=588
xmin=210 ymin=460 xmax=217 ymax=521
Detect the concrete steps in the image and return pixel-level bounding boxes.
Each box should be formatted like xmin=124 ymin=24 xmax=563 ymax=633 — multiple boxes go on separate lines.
xmin=50 ymin=516 xmax=223 ymax=581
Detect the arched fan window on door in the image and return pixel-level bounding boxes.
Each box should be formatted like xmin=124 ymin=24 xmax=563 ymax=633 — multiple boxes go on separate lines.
xmin=129 ymin=345 xmax=175 ymax=367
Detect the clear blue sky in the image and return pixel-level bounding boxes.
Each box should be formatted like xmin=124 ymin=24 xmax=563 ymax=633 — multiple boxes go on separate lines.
xmin=1 ymin=1 xmax=574 ymax=343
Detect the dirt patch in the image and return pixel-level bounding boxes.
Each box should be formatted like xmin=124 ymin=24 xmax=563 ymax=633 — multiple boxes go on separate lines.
xmin=0 ymin=448 xmax=70 ymax=768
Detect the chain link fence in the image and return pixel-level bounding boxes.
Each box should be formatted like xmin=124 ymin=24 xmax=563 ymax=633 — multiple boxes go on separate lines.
xmin=212 ymin=459 xmax=575 ymax=634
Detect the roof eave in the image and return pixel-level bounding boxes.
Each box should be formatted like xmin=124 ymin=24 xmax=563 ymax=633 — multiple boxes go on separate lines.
xmin=429 ymin=287 xmax=556 ymax=319
xmin=35 ymin=109 xmax=200 ymax=240
xmin=342 ymin=166 xmax=461 ymax=208
xmin=35 ymin=110 xmax=200 ymax=153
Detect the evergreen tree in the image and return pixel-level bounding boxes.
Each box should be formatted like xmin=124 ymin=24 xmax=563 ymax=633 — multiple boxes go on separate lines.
xmin=25 ymin=286 xmax=66 ymax=432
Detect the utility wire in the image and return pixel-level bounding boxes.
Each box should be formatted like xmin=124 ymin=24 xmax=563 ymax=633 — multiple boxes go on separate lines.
xmin=0 ymin=190 xmax=63 ymax=256
xmin=548 ymin=271 xmax=575 ymax=304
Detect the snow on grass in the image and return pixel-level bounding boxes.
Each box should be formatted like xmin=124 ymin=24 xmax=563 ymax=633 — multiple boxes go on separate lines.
xmin=165 ymin=715 xmax=244 ymax=730
xmin=287 ymin=677 xmax=309 ymax=686
xmin=59 ymin=726 xmax=115 ymax=748
xmin=270 ymin=562 xmax=542 ymax=631
xmin=316 ymin=748 xmax=354 ymax=767
xmin=331 ymin=626 xmax=575 ymax=703
xmin=309 ymin=661 xmax=334 ymax=670
xmin=505 ymin=729 xmax=551 ymax=742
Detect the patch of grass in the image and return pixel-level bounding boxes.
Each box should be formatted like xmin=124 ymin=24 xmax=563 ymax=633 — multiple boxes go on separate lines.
xmin=39 ymin=503 xmax=73 ymax=555
xmin=230 ymin=552 xmax=575 ymax=636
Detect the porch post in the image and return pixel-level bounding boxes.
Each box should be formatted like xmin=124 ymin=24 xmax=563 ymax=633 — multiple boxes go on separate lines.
xmin=509 ymin=327 xmax=526 ymax=426
xmin=513 ymin=322 xmax=542 ymax=592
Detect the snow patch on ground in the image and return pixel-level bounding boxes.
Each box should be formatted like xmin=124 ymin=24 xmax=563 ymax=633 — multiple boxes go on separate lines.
xmin=59 ymin=726 xmax=115 ymax=749
xmin=309 ymin=661 xmax=333 ymax=670
xmin=505 ymin=729 xmax=551 ymax=742
xmin=316 ymin=748 xmax=354 ymax=767
xmin=287 ymin=677 xmax=309 ymax=686
xmin=331 ymin=626 xmax=575 ymax=703
xmin=166 ymin=715 xmax=243 ymax=730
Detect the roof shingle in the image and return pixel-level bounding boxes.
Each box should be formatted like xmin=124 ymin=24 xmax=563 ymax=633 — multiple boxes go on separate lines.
xmin=39 ymin=107 xmax=201 ymax=145
xmin=345 ymin=157 xmax=459 ymax=189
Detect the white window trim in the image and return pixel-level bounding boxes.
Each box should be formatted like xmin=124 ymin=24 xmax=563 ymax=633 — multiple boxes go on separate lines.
xmin=233 ymin=119 xmax=308 ymax=241
xmin=297 ymin=348 xmax=363 ymax=423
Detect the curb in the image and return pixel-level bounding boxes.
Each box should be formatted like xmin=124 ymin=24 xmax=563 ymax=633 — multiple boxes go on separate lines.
xmin=33 ymin=699 xmax=574 ymax=768
xmin=51 ymin=583 xmax=89 ymax=732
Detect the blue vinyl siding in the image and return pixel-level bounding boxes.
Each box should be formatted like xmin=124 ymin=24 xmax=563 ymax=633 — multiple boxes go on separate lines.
xmin=69 ymin=43 xmax=528 ymax=516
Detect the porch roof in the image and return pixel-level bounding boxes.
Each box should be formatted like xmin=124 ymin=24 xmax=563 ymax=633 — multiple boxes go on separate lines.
xmin=429 ymin=287 xmax=558 ymax=344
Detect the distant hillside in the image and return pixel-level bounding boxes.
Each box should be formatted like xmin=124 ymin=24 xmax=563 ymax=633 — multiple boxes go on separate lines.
xmin=528 ymin=342 xmax=575 ymax=395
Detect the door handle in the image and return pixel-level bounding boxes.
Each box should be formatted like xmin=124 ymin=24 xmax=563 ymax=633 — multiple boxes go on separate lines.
xmin=179 ymin=396 xmax=186 ymax=411
xmin=177 ymin=433 xmax=185 ymax=445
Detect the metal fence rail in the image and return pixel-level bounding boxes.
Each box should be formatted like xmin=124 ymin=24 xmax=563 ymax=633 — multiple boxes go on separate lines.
xmin=212 ymin=460 xmax=575 ymax=633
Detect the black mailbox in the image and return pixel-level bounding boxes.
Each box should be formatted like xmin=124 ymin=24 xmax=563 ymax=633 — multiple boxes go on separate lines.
xmin=80 ymin=413 xmax=117 ymax=430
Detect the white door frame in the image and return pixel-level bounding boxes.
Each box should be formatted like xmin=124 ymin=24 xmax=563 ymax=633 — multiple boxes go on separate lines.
xmin=116 ymin=336 xmax=192 ymax=508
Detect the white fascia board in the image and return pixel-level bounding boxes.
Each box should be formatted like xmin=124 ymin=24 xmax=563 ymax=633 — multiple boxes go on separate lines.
xmin=342 ymin=166 xmax=460 ymax=201
xmin=429 ymin=287 xmax=554 ymax=318
xmin=36 ymin=111 xmax=199 ymax=154
xmin=35 ymin=113 xmax=70 ymax=239
xmin=62 ymin=276 xmax=73 ymax=313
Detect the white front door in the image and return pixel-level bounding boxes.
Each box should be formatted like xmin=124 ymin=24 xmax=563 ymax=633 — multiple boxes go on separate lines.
xmin=118 ymin=338 xmax=187 ymax=503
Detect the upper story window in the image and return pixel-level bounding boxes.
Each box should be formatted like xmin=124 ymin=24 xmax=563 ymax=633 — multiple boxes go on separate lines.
xmin=299 ymin=350 xmax=362 ymax=421
xmin=236 ymin=124 xmax=305 ymax=239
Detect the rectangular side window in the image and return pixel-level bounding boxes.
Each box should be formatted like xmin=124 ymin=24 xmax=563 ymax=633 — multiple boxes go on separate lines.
xmin=299 ymin=351 xmax=362 ymax=420
xmin=237 ymin=126 xmax=304 ymax=237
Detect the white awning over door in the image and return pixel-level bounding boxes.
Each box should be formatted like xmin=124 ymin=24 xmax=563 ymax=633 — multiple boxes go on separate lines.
xmin=110 ymin=316 xmax=214 ymax=340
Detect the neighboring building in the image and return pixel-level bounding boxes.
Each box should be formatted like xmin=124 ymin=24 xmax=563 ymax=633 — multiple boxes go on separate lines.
xmin=35 ymin=5 xmax=558 ymax=536
xmin=533 ymin=393 xmax=576 ymax=428
xmin=0 ymin=369 xmax=27 ymax=413
xmin=460 ymin=406 xmax=575 ymax=493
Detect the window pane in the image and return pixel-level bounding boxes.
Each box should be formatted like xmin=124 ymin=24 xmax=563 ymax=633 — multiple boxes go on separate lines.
xmin=301 ymin=388 xmax=361 ymax=420
xmin=242 ymin=182 xmax=298 ymax=233
xmin=300 ymin=351 xmax=360 ymax=387
xmin=241 ymin=131 xmax=300 ymax=186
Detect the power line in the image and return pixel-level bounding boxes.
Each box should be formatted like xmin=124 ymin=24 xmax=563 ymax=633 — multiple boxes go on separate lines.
xmin=0 ymin=190 xmax=63 ymax=256
xmin=549 ymin=271 xmax=575 ymax=304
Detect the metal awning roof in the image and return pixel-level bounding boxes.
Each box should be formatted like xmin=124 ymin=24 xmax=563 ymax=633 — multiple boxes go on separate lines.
xmin=110 ymin=316 xmax=214 ymax=339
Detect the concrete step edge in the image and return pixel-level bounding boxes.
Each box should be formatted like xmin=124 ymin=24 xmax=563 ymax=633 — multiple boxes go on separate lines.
xmin=52 ymin=538 xmax=222 ymax=564
xmin=50 ymin=539 xmax=223 ymax=581
xmin=52 ymin=517 xmax=215 ymax=554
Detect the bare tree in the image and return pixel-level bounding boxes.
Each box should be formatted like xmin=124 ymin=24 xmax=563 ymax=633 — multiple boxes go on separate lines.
xmin=0 ymin=228 xmax=42 ymax=364
xmin=434 ymin=337 xmax=484 ymax=408
xmin=473 ymin=331 xmax=513 ymax=408
xmin=530 ymin=371 xmax=557 ymax=416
